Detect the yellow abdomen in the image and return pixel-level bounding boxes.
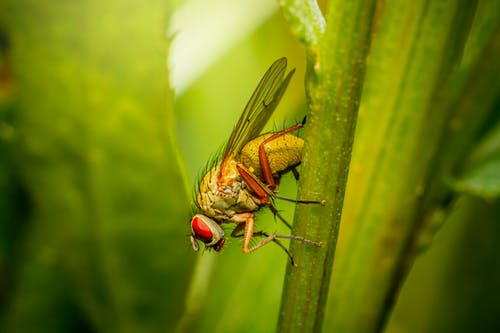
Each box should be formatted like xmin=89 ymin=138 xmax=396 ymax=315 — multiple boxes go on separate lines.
xmin=240 ymin=133 xmax=303 ymax=179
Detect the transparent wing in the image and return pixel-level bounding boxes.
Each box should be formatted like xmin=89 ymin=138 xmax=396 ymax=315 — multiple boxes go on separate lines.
xmin=223 ymin=57 xmax=295 ymax=159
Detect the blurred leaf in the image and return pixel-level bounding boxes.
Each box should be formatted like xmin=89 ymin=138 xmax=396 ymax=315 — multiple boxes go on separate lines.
xmin=388 ymin=195 xmax=500 ymax=333
xmin=454 ymin=155 xmax=500 ymax=198
xmin=0 ymin=1 xmax=194 ymax=332
xmin=1 ymin=226 xmax=89 ymax=333
xmin=170 ymin=0 xmax=279 ymax=94
xmin=453 ymin=121 xmax=500 ymax=198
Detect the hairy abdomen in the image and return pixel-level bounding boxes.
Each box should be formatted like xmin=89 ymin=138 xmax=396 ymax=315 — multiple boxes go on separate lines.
xmin=240 ymin=133 xmax=303 ymax=179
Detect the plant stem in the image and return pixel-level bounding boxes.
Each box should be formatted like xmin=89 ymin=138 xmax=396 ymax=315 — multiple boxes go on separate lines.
xmin=324 ymin=1 xmax=486 ymax=332
xmin=277 ymin=1 xmax=377 ymax=332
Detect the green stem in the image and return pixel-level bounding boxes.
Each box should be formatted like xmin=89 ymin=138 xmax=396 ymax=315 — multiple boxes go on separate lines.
xmin=277 ymin=1 xmax=377 ymax=332
xmin=323 ymin=1 xmax=485 ymax=332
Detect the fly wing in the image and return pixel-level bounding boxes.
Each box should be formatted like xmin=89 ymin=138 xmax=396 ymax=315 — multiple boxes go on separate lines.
xmin=223 ymin=57 xmax=295 ymax=159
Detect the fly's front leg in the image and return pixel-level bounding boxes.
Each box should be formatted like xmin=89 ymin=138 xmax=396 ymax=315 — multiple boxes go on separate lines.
xmin=258 ymin=121 xmax=304 ymax=190
xmin=230 ymin=223 xmax=246 ymax=238
xmin=231 ymin=212 xmax=256 ymax=253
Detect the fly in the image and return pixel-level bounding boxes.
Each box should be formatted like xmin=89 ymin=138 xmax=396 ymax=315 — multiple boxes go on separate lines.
xmin=190 ymin=57 xmax=324 ymax=265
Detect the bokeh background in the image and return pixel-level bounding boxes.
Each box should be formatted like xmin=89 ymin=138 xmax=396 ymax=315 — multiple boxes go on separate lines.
xmin=1 ymin=1 xmax=499 ymax=333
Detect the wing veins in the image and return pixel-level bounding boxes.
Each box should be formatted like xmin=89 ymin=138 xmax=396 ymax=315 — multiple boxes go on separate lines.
xmin=223 ymin=57 xmax=295 ymax=159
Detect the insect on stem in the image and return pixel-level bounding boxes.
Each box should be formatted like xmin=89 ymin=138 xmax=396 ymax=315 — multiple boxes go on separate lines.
xmin=190 ymin=57 xmax=325 ymax=263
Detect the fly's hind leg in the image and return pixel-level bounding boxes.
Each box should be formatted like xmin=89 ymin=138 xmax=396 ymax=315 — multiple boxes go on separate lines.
xmin=269 ymin=204 xmax=292 ymax=229
xmin=258 ymin=121 xmax=304 ymax=190
xmin=257 ymin=122 xmax=325 ymax=205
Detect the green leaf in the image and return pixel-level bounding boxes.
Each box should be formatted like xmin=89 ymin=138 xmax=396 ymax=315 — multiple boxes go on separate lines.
xmin=278 ymin=0 xmax=325 ymax=49
xmin=454 ymin=155 xmax=500 ymax=198
xmin=388 ymin=195 xmax=500 ymax=332
xmin=453 ymin=122 xmax=500 ymax=199
xmin=0 ymin=1 xmax=194 ymax=332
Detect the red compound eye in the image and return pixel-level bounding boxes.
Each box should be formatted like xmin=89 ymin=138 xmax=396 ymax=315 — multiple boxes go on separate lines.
xmin=191 ymin=216 xmax=213 ymax=241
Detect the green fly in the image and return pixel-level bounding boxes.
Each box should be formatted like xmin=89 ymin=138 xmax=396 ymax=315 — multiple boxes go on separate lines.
xmin=190 ymin=58 xmax=323 ymax=265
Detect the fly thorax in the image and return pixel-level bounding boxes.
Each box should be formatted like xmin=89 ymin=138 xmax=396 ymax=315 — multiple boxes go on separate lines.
xmin=197 ymin=163 xmax=259 ymax=219
xmin=218 ymin=156 xmax=239 ymax=190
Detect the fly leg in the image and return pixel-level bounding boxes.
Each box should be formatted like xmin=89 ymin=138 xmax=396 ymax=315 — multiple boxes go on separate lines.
xmin=231 ymin=224 xmax=295 ymax=265
xmin=230 ymin=212 xmax=257 ymax=254
xmin=291 ymin=166 xmax=300 ymax=181
xmin=258 ymin=121 xmax=304 ymax=190
xmin=269 ymin=204 xmax=292 ymax=229
xmin=237 ymin=153 xmax=325 ymax=205
xmin=236 ymin=163 xmax=274 ymax=200
xmin=257 ymin=122 xmax=325 ymax=205
xmin=248 ymin=233 xmax=322 ymax=266
xmin=230 ymin=222 xmax=322 ymax=266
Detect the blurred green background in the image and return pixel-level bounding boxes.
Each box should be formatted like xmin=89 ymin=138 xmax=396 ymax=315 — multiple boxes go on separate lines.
xmin=0 ymin=1 xmax=499 ymax=333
